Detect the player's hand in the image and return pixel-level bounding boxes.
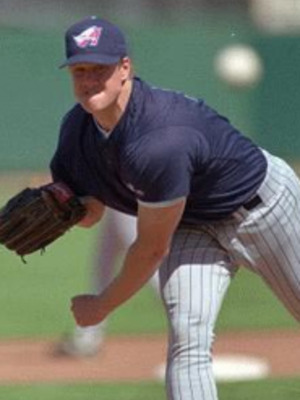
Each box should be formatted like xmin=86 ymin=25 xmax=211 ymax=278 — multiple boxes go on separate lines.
xmin=71 ymin=294 xmax=104 ymax=327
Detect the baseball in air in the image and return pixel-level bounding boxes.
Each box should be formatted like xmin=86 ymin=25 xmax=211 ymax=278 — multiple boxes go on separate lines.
xmin=214 ymin=44 xmax=263 ymax=89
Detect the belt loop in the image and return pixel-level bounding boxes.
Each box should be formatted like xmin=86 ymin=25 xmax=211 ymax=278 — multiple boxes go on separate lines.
xmin=243 ymin=194 xmax=262 ymax=211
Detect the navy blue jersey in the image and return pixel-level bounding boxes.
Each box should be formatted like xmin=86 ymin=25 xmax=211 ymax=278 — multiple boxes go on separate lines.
xmin=50 ymin=77 xmax=267 ymax=223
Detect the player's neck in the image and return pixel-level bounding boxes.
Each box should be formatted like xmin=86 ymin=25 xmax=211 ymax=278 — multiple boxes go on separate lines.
xmin=94 ymin=79 xmax=133 ymax=133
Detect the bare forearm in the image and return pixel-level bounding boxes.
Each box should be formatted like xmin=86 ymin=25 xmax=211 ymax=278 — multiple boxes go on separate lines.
xmin=71 ymin=240 xmax=167 ymax=326
xmin=71 ymin=200 xmax=185 ymax=327
xmin=101 ymin=241 xmax=165 ymax=315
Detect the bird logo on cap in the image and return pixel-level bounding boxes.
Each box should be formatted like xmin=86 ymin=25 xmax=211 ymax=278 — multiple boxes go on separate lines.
xmin=73 ymin=26 xmax=102 ymax=48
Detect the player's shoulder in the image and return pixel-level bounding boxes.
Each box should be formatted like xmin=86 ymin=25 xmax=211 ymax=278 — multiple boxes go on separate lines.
xmin=137 ymin=77 xmax=214 ymax=131
xmin=58 ymin=104 xmax=91 ymax=145
xmin=60 ymin=103 xmax=87 ymax=130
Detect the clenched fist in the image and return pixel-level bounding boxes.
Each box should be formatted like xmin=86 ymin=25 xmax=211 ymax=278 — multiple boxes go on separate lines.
xmin=71 ymin=294 xmax=105 ymax=327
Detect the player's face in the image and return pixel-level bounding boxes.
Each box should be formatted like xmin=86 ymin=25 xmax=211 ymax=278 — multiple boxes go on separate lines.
xmin=69 ymin=58 xmax=131 ymax=114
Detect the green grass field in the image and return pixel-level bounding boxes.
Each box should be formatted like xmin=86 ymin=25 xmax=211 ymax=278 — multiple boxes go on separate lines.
xmin=0 ymin=378 xmax=300 ymax=400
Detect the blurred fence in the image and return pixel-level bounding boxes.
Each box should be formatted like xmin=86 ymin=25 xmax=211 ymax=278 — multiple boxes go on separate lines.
xmin=0 ymin=3 xmax=299 ymax=170
xmin=0 ymin=1 xmax=248 ymax=29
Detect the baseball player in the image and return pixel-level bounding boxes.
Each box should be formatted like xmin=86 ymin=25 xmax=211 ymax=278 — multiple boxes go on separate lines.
xmin=49 ymin=16 xmax=300 ymax=400
xmin=57 ymin=209 xmax=160 ymax=357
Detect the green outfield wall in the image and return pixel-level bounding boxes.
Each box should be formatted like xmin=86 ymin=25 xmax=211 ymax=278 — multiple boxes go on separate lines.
xmin=254 ymin=36 xmax=300 ymax=160
xmin=0 ymin=16 xmax=299 ymax=170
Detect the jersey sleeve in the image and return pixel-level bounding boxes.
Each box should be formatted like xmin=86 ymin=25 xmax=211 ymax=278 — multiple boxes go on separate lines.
xmin=49 ymin=113 xmax=84 ymax=195
xmin=50 ymin=152 xmax=68 ymax=183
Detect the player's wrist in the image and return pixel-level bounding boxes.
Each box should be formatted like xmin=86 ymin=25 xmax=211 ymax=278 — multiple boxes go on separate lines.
xmin=78 ymin=196 xmax=105 ymax=227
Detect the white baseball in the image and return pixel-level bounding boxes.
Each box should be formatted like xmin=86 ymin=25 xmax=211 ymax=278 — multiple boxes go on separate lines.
xmin=214 ymin=44 xmax=264 ymax=89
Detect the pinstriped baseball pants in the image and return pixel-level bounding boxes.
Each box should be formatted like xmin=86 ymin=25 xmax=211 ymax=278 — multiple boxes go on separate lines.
xmin=159 ymin=150 xmax=300 ymax=400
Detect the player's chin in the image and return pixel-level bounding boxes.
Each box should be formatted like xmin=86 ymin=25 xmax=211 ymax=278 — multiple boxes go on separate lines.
xmin=81 ymin=96 xmax=109 ymax=114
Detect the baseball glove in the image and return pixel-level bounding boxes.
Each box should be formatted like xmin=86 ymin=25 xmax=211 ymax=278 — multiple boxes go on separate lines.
xmin=0 ymin=182 xmax=87 ymax=258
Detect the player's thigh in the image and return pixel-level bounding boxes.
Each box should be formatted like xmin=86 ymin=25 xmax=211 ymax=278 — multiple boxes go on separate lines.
xmin=159 ymin=230 xmax=236 ymax=334
xmin=231 ymin=164 xmax=300 ymax=320
xmin=112 ymin=210 xmax=137 ymax=245
xmin=249 ymin=222 xmax=300 ymax=321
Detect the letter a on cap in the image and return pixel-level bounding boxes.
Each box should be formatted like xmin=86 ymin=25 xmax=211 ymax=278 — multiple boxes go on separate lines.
xmin=73 ymin=26 xmax=102 ymax=48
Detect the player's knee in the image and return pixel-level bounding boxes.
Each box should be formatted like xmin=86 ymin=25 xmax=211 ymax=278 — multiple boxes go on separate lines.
xmin=169 ymin=313 xmax=214 ymax=363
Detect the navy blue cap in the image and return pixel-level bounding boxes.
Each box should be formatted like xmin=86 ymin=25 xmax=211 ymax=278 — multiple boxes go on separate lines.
xmin=60 ymin=16 xmax=128 ymax=68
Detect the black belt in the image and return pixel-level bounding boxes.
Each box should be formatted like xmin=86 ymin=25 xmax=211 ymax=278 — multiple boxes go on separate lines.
xmin=242 ymin=194 xmax=262 ymax=211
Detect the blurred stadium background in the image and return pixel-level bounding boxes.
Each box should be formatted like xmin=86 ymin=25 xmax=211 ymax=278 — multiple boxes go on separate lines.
xmin=0 ymin=1 xmax=300 ymax=399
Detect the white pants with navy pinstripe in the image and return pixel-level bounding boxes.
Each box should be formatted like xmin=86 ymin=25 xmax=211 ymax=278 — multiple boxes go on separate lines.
xmin=159 ymin=150 xmax=300 ymax=400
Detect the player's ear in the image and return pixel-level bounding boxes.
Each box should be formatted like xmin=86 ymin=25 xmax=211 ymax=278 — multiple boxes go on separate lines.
xmin=120 ymin=57 xmax=132 ymax=81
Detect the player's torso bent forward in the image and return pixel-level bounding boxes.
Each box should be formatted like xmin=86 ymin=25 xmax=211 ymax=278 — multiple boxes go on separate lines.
xmin=51 ymin=76 xmax=267 ymax=224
